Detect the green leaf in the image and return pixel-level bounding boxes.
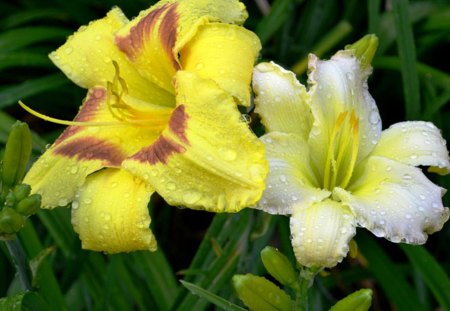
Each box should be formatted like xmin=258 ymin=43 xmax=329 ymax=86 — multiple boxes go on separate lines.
xmin=0 ymin=292 xmax=49 ymax=311
xmin=392 ymin=0 xmax=421 ymax=119
xmin=181 ymin=280 xmax=247 ymax=311
xmin=356 ymin=232 xmax=426 ymax=311
xmin=256 ymin=0 xmax=296 ymax=45
xmin=0 ymin=52 xmax=51 ymax=71
xmin=127 ymin=250 xmax=178 ymax=311
xmin=0 ymin=9 xmax=65 ymax=29
xmin=0 ymin=73 xmax=69 ymax=109
xmin=400 ymin=245 xmax=450 ymax=310
xmin=0 ymin=27 xmax=70 ymax=52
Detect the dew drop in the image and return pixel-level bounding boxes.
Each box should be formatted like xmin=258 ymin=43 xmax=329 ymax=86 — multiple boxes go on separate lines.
xmin=58 ymin=198 xmax=68 ymax=206
xmin=250 ymin=164 xmax=264 ymax=182
xmin=220 ymin=149 xmax=237 ymax=161
xmin=84 ymin=198 xmax=92 ymax=204
xmin=166 ymin=182 xmax=176 ymax=191
xmin=402 ymin=174 xmax=412 ymax=180
xmin=70 ymin=166 xmax=78 ymax=174
xmin=65 ymin=46 xmax=73 ymax=55
xmin=346 ymin=72 xmax=354 ymax=81
xmin=369 ymin=110 xmax=379 ymax=125
xmin=183 ymin=191 xmax=202 ymax=205
xmin=279 ymin=174 xmax=287 ymax=183
xmin=111 ymin=182 xmax=118 ymax=188
xmin=72 ymin=201 xmax=79 ymax=210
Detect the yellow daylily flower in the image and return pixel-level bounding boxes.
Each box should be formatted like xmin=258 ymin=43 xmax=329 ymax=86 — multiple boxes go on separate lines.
xmin=23 ymin=0 xmax=267 ymax=253
xmin=253 ymin=36 xmax=450 ymax=268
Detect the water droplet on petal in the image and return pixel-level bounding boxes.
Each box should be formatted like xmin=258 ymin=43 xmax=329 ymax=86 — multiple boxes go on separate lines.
xmin=403 ymin=174 xmax=412 ymax=180
xmin=369 ymin=110 xmax=379 ymax=125
xmin=72 ymin=201 xmax=79 ymax=209
xmin=167 ymin=182 xmax=176 ymax=191
xmin=220 ymin=148 xmax=237 ymax=161
xmin=279 ymin=175 xmax=287 ymax=183
xmin=183 ymin=191 xmax=202 ymax=205
xmin=65 ymin=46 xmax=73 ymax=55
xmin=58 ymin=198 xmax=68 ymax=206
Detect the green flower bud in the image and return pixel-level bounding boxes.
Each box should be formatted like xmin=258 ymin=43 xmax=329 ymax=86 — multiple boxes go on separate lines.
xmin=329 ymin=289 xmax=372 ymax=311
xmin=1 ymin=122 xmax=32 ymax=189
xmin=0 ymin=207 xmax=25 ymax=235
xmin=261 ymin=246 xmax=297 ymax=288
xmin=13 ymin=184 xmax=31 ymax=201
xmin=233 ymin=274 xmax=292 ymax=311
xmin=345 ymin=34 xmax=378 ymax=70
xmin=16 ymin=194 xmax=41 ymax=216
xmin=4 ymin=190 xmax=16 ymax=207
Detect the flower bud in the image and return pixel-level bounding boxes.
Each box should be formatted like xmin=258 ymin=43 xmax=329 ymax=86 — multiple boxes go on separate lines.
xmin=261 ymin=246 xmax=297 ymax=288
xmin=233 ymin=274 xmax=292 ymax=311
xmin=329 ymin=289 xmax=372 ymax=311
xmin=13 ymin=184 xmax=31 ymax=201
xmin=16 ymin=194 xmax=41 ymax=216
xmin=1 ymin=122 xmax=32 ymax=189
xmin=345 ymin=34 xmax=378 ymax=70
xmin=0 ymin=207 xmax=25 ymax=235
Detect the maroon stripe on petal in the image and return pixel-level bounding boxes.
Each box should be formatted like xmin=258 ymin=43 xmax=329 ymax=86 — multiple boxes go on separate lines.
xmin=159 ymin=3 xmax=180 ymax=70
xmin=115 ymin=4 xmax=168 ymax=60
xmin=169 ymin=105 xmax=189 ymax=144
xmin=54 ymin=137 xmax=125 ymax=166
xmin=54 ymin=88 xmax=106 ymax=145
xmin=132 ymin=135 xmax=185 ymax=165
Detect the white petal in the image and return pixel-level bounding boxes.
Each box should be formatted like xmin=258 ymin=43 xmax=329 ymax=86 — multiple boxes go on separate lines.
xmin=335 ymin=156 xmax=449 ymax=244
xmin=290 ymin=200 xmax=356 ymax=268
xmin=307 ymin=51 xmax=381 ymax=171
xmin=257 ymin=132 xmax=330 ymax=215
xmin=253 ymin=62 xmax=313 ymax=139
xmin=372 ymin=121 xmax=450 ymax=174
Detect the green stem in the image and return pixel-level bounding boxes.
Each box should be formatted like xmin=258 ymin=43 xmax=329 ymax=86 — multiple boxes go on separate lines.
xmin=293 ymin=267 xmax=319 ymax=311
xmin=5 ymin=235 xmax=32 ymax=291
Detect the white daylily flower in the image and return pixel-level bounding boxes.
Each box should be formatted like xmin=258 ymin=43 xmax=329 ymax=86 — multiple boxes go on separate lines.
xmin=253 ymin=38 xmax=450 ymax=268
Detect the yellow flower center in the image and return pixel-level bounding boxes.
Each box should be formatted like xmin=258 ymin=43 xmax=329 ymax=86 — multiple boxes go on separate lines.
xmin=106 ymin=61 xmax=172 ymax=128
xmin=322 ymin=110 xmax=360 ymax=190
xmin=19 ymin=61 xmax=172 ymax=131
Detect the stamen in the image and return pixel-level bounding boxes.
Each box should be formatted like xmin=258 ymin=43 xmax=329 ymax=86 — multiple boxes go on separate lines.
xmin=19 ymin=101 xmax=167 ymax=129
xmin=340 ymin=111 xmax=360 ymax=188
xmin=323 ymin=111 xmax=348 ymax=189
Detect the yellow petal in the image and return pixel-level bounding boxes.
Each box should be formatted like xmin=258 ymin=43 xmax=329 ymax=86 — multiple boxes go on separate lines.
xmin=72 ymin=168 xmax=157 ymax=253
xmin=258 ymin=132 xmax=330 ymax=215
xmin=253 ymin=62 xmax=312 ymax=138
xmin=307 ymin=50 xmax=381 ymax=173
xmin=123 ymin=71 xmax=267 ymax=212
xmin=371 ymin=121 xmax=450 ymax=175
xmin=290 ymin=200 xmax=356 ymax=268
xmin=335 ymin=156 xmax=449 ymax=244
xmin=24 ymin=88 xmax=165 ymax=208
xmin=49 ymin=7 xmax=172 ymax=105
xmin=115 ymin=0 xmax=248 ymax=94
xmin=181 ymin=23 xmax=260 ymax=106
